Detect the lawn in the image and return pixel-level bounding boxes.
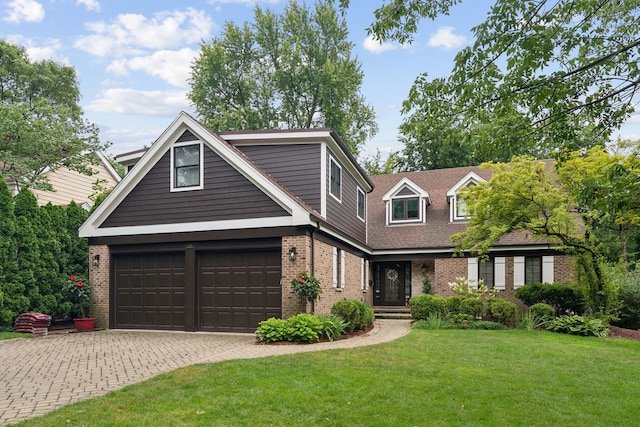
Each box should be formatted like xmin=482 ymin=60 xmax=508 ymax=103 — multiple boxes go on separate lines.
xmin=18 ymin=329 xmax=640 ymax=426
xmin=0 ymin=331 xmax=31 ymax=340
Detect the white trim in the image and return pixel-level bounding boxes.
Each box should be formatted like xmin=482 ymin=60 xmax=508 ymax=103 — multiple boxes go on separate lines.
xmin=542 ymin=255 xmax=554 ymax=283
xmin=357 ymin=186 xmax=366 ymax=222
xmin=332 ymin=247 xmax=338 ymax=288
xmin=340 ymin=249 xmax=346 ymax=288
xmin=170 ymin=140 xmax=204 ymax=192
xmin=95 ymin=151 xmax=122 ymax=183
xmin=495 ymin=257 xmax=506 ymax=290
xmin=383 ymin=177 xmax=430 ymax=225
xmin=514 ymin=256 xmax=525 ymax=289
xmin=467 ymin=257 xmax=479 ymax=289
xmin=446 ymin=171 xmax=485 ymax=197
xmin=360 ymin=258 xmax=365 ymax=290
xmin=320 ymin=144 xmax=327 ymax=217
xmin=365 ymin=259 xmax=369 ymax=291
xmin=382 ymin=177 xmax=431 ymax=202
xmin=329 ymin=155 xmax=342 ymax=203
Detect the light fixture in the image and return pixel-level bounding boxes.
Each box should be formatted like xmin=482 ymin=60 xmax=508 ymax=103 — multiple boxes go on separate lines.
xmin=288 ymin=247 xmax=297 ymax=261
xmin=92 ymin=254 xmax=100 ymax=267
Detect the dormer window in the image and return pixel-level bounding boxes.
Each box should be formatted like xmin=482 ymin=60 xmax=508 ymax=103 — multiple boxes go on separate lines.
xmin=382 ymin=178 xmax=430 ymax=225
xmin=171 ymin=141 xmax=203 ymax=191
xmin=447 ymin=172 xmax=485 ymax=222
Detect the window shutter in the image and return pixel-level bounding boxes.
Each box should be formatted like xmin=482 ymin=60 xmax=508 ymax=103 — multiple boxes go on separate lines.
xmin=332 ymin=247 xmax=338 ymax=288
xmin=542 ymin=256 xmax=554 ymax=284
xmin=365 ymin=260 xmax=369 ymax=291
xmin=340 ymin=250 xmax=346 ymax=288
xmin=514 ymin=256 xmax=525 ymax=288
xmin=495 ymin=257 xmax=506 ymax=290
xmin=467 ymin=257 xmax=478 ymax=289
xmin=360 ymin=258 xmax=365 ymax=290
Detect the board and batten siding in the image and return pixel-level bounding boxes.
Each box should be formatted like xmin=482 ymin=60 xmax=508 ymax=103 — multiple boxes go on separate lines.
xmin=236 ymin=144 xmax=322 ymax=213
xmin=326 ymin=149 xmax=366 ymax=243
xmin=101 ymin=145 xmax=288 ymax=228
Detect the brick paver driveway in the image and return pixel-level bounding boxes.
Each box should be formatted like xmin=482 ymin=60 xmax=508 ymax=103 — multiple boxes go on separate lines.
xmin=0 ymin=319 xmax=410 ymax=425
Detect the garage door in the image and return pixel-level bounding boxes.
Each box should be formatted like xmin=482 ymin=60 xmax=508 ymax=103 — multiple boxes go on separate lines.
xmin=113 ymin=253 xmax=186 ymax=330
xmin=198 ymin=250 xmax=281 ymax=332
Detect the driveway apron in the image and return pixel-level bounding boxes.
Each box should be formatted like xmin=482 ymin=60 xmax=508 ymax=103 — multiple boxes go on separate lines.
xmin=0 ymin=319 xmax=410 ymax=426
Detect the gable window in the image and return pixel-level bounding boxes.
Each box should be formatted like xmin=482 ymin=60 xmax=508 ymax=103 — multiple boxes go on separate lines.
xmin=392 ymin=197 xmax=420 ymax=221
xmin=329 ymin=156 xmax=342 ymax=202
xmin=171 ymin=142 xmax=203 ymax=191
xmin=357 ymin=187 xmax=366 ymax=221
xmin=525 ymin=256 xmax=542 ymax=284
xmin=447 ymin=172 xmax=485 ymax=222
xmin=382 ymin=178 xmax=430 ymax=225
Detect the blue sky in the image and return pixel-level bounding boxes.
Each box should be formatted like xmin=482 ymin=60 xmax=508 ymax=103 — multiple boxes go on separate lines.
xmin=2 ymin=0 xmax=638 ymax=159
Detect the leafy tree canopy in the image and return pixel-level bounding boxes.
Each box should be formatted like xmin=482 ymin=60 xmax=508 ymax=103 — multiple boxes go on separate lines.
xmin=341 ymin=0 xmax=640 ymax=169
xmin=189 ymin=0 xmax=377 ymax=156
xmin=0 ymin=40 xmax=108 ymax=190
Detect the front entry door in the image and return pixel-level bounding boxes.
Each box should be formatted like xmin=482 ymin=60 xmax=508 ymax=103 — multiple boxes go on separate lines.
xmin=377 ymin=262 xmax=409 ymax=306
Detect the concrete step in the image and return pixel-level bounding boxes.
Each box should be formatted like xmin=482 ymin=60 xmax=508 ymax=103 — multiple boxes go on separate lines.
xmin=374 ymin=306 xmax=412 ymax=320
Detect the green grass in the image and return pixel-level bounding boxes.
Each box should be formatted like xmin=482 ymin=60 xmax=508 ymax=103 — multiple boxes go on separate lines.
xmin=0 ymin=331 xmax=31 ymax=340
xmin=19 ymin=329 xmax=640 ymax=426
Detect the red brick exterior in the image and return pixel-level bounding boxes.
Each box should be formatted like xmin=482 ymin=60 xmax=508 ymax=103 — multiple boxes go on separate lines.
xmin=88 ymin=245 xmax=109 ymax=329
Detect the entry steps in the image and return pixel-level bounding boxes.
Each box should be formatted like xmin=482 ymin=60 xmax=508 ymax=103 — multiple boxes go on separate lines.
xmin=374 ymin=306 xmax=413 ymax=320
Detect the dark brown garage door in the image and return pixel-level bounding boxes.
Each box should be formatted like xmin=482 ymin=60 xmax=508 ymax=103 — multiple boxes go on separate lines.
xmin=113 ymin=253 xmax=186 ymax=330
xmin=198 ymin=250 xmax=281 ymax=332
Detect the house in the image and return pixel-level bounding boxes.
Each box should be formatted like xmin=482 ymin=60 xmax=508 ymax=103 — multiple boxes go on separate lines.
xmin=79 ymin=112 xmax=573 ymax=332
xmin=5 ymin=152 xmax=121 ymax=209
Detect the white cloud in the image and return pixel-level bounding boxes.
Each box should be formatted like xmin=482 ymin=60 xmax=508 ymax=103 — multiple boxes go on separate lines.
xmin=206 ymin=0 xmax=280 ymax=4
xmin=427 ymin=26 xmax=467 ymax=49
xmin=5 ymin=35 xmax=69 ymax=64
xmin=362 ymin=35 xmax=397 ymax=54
xmin=627 ymin=114 xmax=640 ymax=123
xmin=86 ymin=88 xmax=190 ymax=116
xmin=74 ymin=8 xmax=214 ymax=57
xmin=106 ymin=48 xmax=197 ymax=87
xmin=76 ymin=0 xmax=101 ymax=12
xmin=4 ymin=0 xmax=45 ymax=23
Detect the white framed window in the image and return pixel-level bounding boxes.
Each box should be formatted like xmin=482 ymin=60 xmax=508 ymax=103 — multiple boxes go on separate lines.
xmin=453 ymin=182 xmax=476 ymax=221
xmin=357 ymin=187 xmax=366 ymax=221
xmin=382 ymin=178 xmax=430 ymax=225
xmin=329 ymin=156 xmax=342 ymax=202
xmin=514 ymin=255 xmax=554 ymax=288
xmin=446 ymin=172 xmax=485 ymax=222
xmin=332 ymin=247 xmax=345 ymax=289
xmin=170 ymin=141 xmax=203 ymax=192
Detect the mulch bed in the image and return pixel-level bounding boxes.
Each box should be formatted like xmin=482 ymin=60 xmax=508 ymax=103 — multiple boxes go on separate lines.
xmin=608 ymin=326 xmax=640 ymax=341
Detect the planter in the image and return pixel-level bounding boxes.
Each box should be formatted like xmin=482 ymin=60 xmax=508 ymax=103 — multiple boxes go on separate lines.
xmin=73 ymin=317 xmax=96 ymax=332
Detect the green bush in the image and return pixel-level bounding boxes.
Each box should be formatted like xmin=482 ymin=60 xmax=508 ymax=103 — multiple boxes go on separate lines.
xmin=255 ymin=317 xmax=289 ymax=343
xmin=608 ymin=264 xmax=640 ymax=330
xmin=408 ymin=294 xmax=447 ymax=321
xmin=529 ymin=303 xmax=555 ymax=321
xmin=546 ymin=315 xmax=609 ymax=338
xmin=459 ymin=297 xmax=484 ymax=318
xmin=285 ymin=313 xmax=324 ymax=343
xmin=485 ymin=298 xmax=517 ymax=325
xmin=516 ymin=310 xmax=548 ymax=330
xmin=446 ymin=296 xmax=465 ymax=316
xmin=330 ymin=300 xmax=374 ymax=333
xmin=515 ymin=282 xmax=585 ymax=315
xmin=316 ymin=313 xmax=348 ymax=341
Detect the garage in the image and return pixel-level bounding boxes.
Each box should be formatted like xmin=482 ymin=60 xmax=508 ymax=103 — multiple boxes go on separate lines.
xmin=198 ymin=249 xmax=282 ymax=332
xmin=112 ymin=248 xmax=282 ymax=333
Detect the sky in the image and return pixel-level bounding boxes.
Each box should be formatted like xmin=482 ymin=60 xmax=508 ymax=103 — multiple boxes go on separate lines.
xmin=2 ymin=0 xmax=639 ymax=160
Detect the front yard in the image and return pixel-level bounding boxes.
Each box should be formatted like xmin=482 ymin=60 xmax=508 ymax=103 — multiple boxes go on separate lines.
xmin=16 ymin=327 xmax=640 ymax=426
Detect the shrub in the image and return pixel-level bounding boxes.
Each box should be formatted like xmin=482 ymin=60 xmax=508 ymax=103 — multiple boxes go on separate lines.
xmin=330 ymin=300 xmax=374 ymax=333
xmin=255 ymin=317 xmax=289 ymax=343
xmin=485 ymin=298 xmax=517 ymax=325
xmin=608 ymin=264 xmax=640 ymax=330
xmin=546 ymin=315 xmax=609 ymax=338
xmin=316 ymin=313 xmax=348 ymax=341
xmin=459 ymin=297 xmax=484 ymax=318
xmin=291 ymin=271 xmax=322 ymax=313
xmin=408 ymin=294 xmax=447 ymax=321
xmin=529 ymin=303 xmax=555 ymax=321
xmin=515 ymin=282 xmax=585 ymax=315
xmin=516 ymin=311 xmax=548 ymax=330
xmin=285 ymin=313 xmax=324 ymax=343
xmin=446 ymin=296 xmax=465 ymax=316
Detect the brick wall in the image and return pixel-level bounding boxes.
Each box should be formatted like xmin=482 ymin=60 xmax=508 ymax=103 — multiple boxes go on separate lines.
xmin=432 ymin=258 xmax=467 ymax=297
xmin=88 ymin=245 xmax=109 ymax=329
xmin=281 ymin=235 xmax=312 ymax=317
xmin=411 ymin=259 xmax=435 ymax=297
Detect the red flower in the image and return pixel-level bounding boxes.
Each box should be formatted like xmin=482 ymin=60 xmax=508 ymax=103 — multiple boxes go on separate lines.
xmin=77 ymin=281 xmax=83 ymax=287
xmin=70 ymin=275 xmax=76 ymax=281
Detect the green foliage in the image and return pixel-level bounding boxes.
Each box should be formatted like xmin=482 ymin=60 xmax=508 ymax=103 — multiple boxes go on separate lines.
xmin=607 ymin=263 xmax=640 ymax=330
xmin=529 ymin=303 xmax=555 ymax=321
xmin=255 ymin=317 xmax=289 ymax=343
xmin=516 ymin=310 xmax=549 ymax=331
xmin=448 ymin=276 xmax=496 ymax=299
xmin=485 ymin=298 xmax=517 ymax=325
xmin=413 ymin=315 xmax=507 ymax=331
xmin=284 ymin=314 xmax=324 ymax=343
xmin=316 ymin=313 xmax=348 ymax=342
xmin=189 ymin=0 xmax=377 ymax=156
xmin=330 ymin=299 xmax=374 ymax=333
xmin=459 ymin=297 xmax=484 ymax=319
xmin=546 ymin=315 xmax=610 ymax=338
xmin=256 ymin=313 xmax=345 ymax=343
xmin=0 ymin=40 xmax=108 ymax=190
xmin=291 ymin=271 xmax=322 ymax=313
xmin=65 ymin=275 xmax=91 ymax=318
xmin=446 ymin=295 xmax=465 ymax=315
xmin=408 ymin=294 xmax=447 ymax=321
xmin=515 ymin=282 xmax=586 ymax=316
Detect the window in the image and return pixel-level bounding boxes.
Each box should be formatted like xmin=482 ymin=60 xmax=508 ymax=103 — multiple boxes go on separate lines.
xmin=392 ymin=197 xmax=420 ymax=221
xmin=172 ymin=143 xmax=202 ymax=190
xmin=447 ymin=172 xmax=484 ymax=222
xmin=330 ymin=157 xmax=342 ymax=201
xmin=478 ymin=258 xmax=495 ymax=288
xmin=525 ymin=256 xmax=542 ymax=284
xmin=357 ymin=187 xmax=366 ymax=221
xmin=454 ymin=183 xmax=476 ymax=220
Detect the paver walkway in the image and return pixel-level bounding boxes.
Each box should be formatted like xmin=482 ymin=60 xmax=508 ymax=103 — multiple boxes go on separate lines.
xmin=0 ymin=319 xmax=410 ymax=426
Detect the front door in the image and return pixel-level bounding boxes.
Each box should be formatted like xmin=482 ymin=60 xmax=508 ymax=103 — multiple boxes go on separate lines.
xmin=376 ymin=262 xmax=409 ymax=306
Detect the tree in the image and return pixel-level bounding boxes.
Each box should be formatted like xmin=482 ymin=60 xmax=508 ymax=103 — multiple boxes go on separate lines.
xmin=452 ymin=156 xmax=619 ymax=316
xmin=0 ymin=40 xmax=108 ymax=191
xmin=189 ymin=0 xmax=377 ymax=156
xmin=343 ymin=0 xmax=640 ymax=169
xmin=361 ymin=149 xmax=400 ymax=175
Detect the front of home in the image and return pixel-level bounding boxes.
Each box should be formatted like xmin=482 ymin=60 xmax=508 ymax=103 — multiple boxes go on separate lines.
xmin=80 ymin=112 xmax=573 ymax=332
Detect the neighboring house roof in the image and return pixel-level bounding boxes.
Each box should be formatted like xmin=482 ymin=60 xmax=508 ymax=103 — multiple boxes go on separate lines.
xmin=3 ymin=152 xmax=121 ymax=208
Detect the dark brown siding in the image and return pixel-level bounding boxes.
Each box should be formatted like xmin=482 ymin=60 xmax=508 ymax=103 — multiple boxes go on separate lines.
xmin=102 ymin=145 xmax=288 ymax=228
xmin=326 ymin=149 xmax=366 ymax=243
xmin=236 ymin=144 xmax=321 ymax=212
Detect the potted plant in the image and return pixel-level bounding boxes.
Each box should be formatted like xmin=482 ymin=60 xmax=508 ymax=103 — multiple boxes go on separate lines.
xmin=291 ymin=271 xmax=322 ymax=313
xmin=66 ymin=275 xmax=95 ymax=331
